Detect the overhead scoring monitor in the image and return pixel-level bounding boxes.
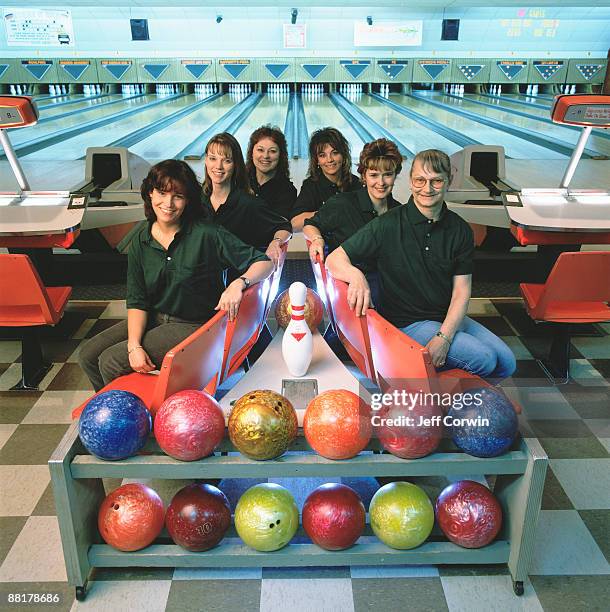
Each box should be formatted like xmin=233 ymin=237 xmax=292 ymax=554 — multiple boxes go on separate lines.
xmin=0 ymin=96 xmax=39 ymax=129
xmin=551 ymin=94 xmax=610 ymax=127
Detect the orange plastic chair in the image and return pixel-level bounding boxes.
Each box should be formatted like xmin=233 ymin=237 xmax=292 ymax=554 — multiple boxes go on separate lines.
xmin=325 ymin=274 xmax=375 ymax=380
xmin=220 ymin=279 xmax=271 ymax=382
xmin=520 ymin=251 xmax=610 ymax=382
xmin=0 ymin=254 xmax=71 ymax=390
xmin=72 ymin=310 xmax=228 ymax=419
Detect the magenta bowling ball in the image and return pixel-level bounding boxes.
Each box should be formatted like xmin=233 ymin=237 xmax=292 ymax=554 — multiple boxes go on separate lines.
xmin=302 ymin=483 xmax=365 ymax=550
xmin=154 ymin=390 xmax=225 ymax=461
xmin=435 ymin=480 xmax=503 ymax=548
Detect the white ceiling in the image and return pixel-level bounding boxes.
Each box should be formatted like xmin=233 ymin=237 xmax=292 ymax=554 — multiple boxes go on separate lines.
xmin=2 ymin=1 xmax=610 ymax=7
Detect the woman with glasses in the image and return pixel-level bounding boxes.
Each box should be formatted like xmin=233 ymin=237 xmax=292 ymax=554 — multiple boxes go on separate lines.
xmin=326 ymin=149 xmax=516 ymax=380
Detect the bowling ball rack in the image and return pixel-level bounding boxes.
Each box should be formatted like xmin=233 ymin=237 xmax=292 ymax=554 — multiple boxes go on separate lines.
xmin=49 ymin=423 xmax=547 ymax=601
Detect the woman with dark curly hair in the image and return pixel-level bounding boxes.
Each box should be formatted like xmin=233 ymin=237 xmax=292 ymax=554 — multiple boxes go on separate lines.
xmin=246 ymin=125 xmax=297 ymax=220
xmin=201 ymin=132 xmax=292 ymax=268
xmin=78 ymin=159 xmax=273 ymax=391
xmin=290 ymin=127 xmax=361 ymax=232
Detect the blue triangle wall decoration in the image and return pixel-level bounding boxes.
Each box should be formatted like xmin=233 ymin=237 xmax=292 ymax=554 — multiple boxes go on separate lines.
xmin=24 ymin=63 xmax=52 ymax=80
xmin=0 ymin=65 xmax=9 ymax=79
xmin=420 ymin=63 xmax=448 ymax=80
xmin=576 ymin=64 xmax=602 ymax=80
xmin=497 ymin=63 xmax=526 ymax=80
xmin=184 ymin=64 xmax=209 ymax=79
xmin=104 ymin=64 xmax=131 ymax=80
xmin=143 ymin=64 xmax=169 ymax=80
xmin=223 ymin=64 xmax=248 ymax=79
xmin=379 ymin=64 xmax=406 ymax=79
xmin=265 ymin=63 xmax=289 ymax=79
xmin=342 ymin=63 xmax=369 ymax=79
xmin=533 ymin=63 xmax=564 ymax=80
xmin=458 ymin=65 xmax=483 ymax=80
xmin=62 ymin=64 xmax=89 ymax=80
xmin=302 ymin=64 xmax=327 ymax=79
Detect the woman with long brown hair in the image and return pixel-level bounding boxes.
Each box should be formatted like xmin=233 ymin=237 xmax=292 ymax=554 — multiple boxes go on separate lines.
xmin=201 ymin=132 xmax=291 ymax=267
xmin=246 ymin=125 xmax=297 ymax=220
xmin=290 ymin=127 xmax=361 ymax=232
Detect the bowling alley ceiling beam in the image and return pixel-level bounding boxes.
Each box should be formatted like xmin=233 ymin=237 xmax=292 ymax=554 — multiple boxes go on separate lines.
xmin=2 ymin=1 xmax=610 ymax=7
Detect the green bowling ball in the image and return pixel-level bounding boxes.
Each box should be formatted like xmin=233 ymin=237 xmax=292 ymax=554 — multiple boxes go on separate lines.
xmin=369 ymin=482 xmax=434 ymax=549
xmin=234 ymin=483 xmax=299 ymax=552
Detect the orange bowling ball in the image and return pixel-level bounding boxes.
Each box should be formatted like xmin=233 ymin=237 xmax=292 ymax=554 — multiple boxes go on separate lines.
xmin=274 ymin=287 xmax=324 ymax=332
xmin=303 ymin=389 xmax=372 ymax=460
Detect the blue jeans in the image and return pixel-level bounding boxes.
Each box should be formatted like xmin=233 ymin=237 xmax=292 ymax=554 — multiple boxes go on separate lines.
xmin=400 ymin=316 xmax=516 ymax=380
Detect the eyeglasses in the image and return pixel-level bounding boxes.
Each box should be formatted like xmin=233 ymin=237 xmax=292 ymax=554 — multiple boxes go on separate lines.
xmin=411 ymin=176 xmax=446 ymax=189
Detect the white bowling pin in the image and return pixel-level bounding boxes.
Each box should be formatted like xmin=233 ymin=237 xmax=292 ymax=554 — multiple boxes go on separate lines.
xmin=282 ymin=282 xmax=313 ymax=377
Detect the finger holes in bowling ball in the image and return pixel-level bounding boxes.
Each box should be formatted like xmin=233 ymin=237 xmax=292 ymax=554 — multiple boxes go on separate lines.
xmin=113 ymin=504 xmax=119 ymax=510
xmin=276 ymin=519 xmax=281 ymax=524
xmin=269 ymin=523 xmax=275 ymax=529
xmin=249 ymin=395 xmax=256 ymax=400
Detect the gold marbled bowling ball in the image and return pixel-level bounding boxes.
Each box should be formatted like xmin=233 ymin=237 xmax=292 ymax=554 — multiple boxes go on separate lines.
xmin=228 ymin=390 xmax=298 ymax=460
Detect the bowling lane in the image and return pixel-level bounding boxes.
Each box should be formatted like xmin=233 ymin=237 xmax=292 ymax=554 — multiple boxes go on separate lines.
xmin=460 ymin=93 xmax=610 ymax=155
xmin=351 ymin=94 xmax=461 ymax=156
xmin=302 ymin=95 xmax=365 ymax=158
xmin=35 ymin=94 xmax=117 ymax=119
xmin=23 ymin=95 xmax=202 ymax=161
xmin=232 ymin=94 xmax=290 ymax=152
xmin=393 ymin=93 xmax=565 ymax=159
xmin=129 ymin=95 xmax=239 ymax=160
xmin=11 ymin=95 xmax=155 ymax=146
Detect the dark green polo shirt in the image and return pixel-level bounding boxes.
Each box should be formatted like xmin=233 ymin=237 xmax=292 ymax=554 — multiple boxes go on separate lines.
xmin=342 ymin=198 xmax=474 ymax=328
xmin=250 ymin=174 xmax=297 ymax=221
xmin=291 ymin=173 xmax=362 ymax=218
xmin=201 ymin=187 xmax=292 ymax=250
xmin=303 ymin=188 xmax=401 ymax=253
xmin=126 ymin=219 xmax=269 ymax=322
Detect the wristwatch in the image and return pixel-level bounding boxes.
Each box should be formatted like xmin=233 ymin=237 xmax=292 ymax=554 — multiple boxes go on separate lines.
xmin=240 ymin=276 xmax=251 ymax=289
xmin=435 ymin=330 xmax=451 ymax=345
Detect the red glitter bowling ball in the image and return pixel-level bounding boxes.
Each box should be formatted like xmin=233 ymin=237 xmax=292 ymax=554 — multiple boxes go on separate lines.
xmin=303 ymin=390 xmax=372 ymax=460
xmin=154 ymin=390 xmax=225 ymax=461
xmin=302 ymin=483 xmax=365 ymax=550
xmin=375 ymin=392 xmax=443 ymax=459
xmin=274 ymin=287 xmax=324 ymax=332
xmin=98 ymin=483 xmax=165 ymax=552
xmin=165 ymin=483 xmax=231 ymax=552
xmin=435 ymin=480 xmax=503 ymax=548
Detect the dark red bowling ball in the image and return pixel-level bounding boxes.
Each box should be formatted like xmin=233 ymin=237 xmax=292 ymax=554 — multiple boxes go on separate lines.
xmin=302 ymin=483 xmax=365 ymax=550
xmin=154 ymin=390 xmax=225 ymax=461
xmin=435 ymin=480 xmax=503 ymax=548
xmin=98 ymin=483 xmax=165 ymax=552
xmin=375 ymin=394 xmax=443 ymax=459
xmin=165 ymin=483 xmax=231 ymax=551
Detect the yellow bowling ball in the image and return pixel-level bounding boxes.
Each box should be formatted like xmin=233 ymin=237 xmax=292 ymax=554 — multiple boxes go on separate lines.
xmin=228 ymin=389 xmax=297 ymax=460
xmin=369 ymin=482 xmax=434 ymax=549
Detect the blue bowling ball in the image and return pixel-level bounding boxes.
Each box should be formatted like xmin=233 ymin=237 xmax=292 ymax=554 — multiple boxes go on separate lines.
xmin=79 ymin=390 xmax=151 ymax=460
xmin=447 ymin=387 xmax=518 ymax=458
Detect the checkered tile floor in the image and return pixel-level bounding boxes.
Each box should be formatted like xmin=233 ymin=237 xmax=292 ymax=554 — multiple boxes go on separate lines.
xmin=0 ymin=297 xmax=608 ymax=611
